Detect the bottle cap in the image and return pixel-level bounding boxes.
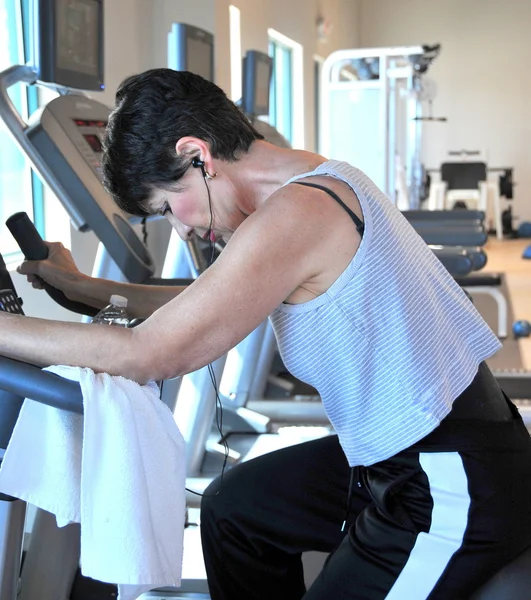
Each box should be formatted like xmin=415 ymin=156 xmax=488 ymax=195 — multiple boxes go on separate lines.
xmin=109 ymin=294 xmax=128 ymax=308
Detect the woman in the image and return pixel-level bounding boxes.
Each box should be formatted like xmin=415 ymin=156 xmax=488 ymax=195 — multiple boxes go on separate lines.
xmin=5 ymin=69 xmax=531 ymax=599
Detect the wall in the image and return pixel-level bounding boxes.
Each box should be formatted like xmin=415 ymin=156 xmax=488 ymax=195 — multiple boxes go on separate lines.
xmin=358 ymin=0 xmax=531 ymax=221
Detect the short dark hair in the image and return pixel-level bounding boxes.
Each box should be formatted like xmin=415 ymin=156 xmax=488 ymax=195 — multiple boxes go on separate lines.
xmin=102 ymin=68 xmax=264 ymax=217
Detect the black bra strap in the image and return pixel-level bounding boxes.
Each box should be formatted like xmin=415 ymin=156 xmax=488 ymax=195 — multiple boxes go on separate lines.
xmin=292 ymin=181 xmax=365 ymax=237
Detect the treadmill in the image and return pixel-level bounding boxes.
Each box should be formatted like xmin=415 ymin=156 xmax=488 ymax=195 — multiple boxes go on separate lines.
xmin=0 ymin=243 xmax=209 ymax=599
xmin=0 ymin=1 xmax=219 ymax=596
xmin=0 ymin=0 xmax=235 ymax=474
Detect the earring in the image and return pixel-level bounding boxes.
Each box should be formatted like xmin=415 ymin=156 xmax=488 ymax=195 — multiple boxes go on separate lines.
xmin=205 ymin=170 xmax=217 ymax=180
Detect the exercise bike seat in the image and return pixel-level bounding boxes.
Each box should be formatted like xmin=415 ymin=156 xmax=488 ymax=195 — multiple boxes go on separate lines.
xmin=469 ymin=545 xmax=531 ymax=599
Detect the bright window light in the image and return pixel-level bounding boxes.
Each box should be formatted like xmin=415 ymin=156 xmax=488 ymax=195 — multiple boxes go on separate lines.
xmin=229 ymin=5 xmax=242 ymax=102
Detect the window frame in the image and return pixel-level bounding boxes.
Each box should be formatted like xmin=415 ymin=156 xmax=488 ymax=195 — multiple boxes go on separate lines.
xmin=267 ymin=29 xmax=304 ymax=149
xmin=314 ymin=54 xmax=325 ymax=154
xmin=21 ymin=0 xmax=45 ymax=235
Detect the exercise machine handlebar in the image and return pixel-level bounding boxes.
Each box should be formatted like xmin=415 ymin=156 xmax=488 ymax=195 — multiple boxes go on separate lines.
xmin=6 ymin=212 xmax=98 ymax=317
xmin=0 ymin=355 xmax=83 ymax=414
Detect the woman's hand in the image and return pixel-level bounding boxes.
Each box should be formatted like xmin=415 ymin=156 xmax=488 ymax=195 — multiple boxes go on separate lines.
xmin=17 ymin=242 xmax=86 ymax=298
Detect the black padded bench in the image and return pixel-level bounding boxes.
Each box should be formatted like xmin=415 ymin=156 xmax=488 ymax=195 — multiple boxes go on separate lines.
xmin=469 ymin=545 xmax=531 ymax=599
xmin=404 ymin=209 xmax=486 ymax=223
xmin=463 ymin=247 xmax=488 ymax=271
xmin=430 ymin=247 xmax=487 ymax=277
xmin=431 ymin=247 xmax=474 ymax=277
xmin=455 ymin=274 xmax=502 ymax=287
xmin=455 ymin=273 xmax=507 ymax=338
xmin=415 ymin=225 xmax=488 ymax=247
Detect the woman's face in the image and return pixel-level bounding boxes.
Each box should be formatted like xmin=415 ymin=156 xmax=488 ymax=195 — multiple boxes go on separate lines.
xmin=148 ymin=167 xmax=241 ymax=243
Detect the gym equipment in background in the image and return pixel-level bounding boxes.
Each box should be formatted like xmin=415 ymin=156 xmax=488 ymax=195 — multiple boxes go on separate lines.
xmin=168 ymin=23 xmax=214 ymax=83
xmin=427 ymin=159 xmax=504 ymax=239
xmin=320 ymin=44 xmax=444 ymax=210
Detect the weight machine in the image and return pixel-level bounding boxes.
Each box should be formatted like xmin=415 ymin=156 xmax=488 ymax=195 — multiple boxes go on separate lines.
xmin=320 ymin=44 xmax=444 ymax=209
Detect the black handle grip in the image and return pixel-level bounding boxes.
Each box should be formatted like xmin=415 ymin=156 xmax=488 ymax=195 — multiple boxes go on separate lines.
xmin=6 ymin=212 xmax=49 ymax=260
xmin=6 ymin=212 xmax=99 ymax=317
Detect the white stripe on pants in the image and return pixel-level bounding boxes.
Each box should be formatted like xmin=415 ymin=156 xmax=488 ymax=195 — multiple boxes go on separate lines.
xmin=385 ymin=452 xmax=471 ymax=599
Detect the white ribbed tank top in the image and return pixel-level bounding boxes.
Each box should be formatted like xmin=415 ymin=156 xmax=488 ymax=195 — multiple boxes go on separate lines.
xmin=269 ymin=160 xmax=501 ymax=467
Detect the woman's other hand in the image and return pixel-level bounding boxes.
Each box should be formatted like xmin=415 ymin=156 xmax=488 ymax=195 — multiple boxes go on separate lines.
xmin=17 ymin=242 xmax=85 ymax=298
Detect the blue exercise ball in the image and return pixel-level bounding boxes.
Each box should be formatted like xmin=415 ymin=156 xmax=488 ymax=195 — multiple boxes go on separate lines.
xmin=513 ymin=320 xmax=531 ymax=338
xmin=518 ymin=222 xmax=531 ymax=238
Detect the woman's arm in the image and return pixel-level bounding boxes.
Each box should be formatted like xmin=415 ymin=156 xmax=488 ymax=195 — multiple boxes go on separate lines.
xmin=69 ymin=276 xmax=187 ymax=318
xmin=17 ymin=241 xmax=187 ymax=318
xmin=2 ymin=184 xmax=357 ymax=383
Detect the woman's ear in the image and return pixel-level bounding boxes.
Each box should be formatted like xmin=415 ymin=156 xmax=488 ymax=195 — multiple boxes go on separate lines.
xmin=175 ymin=137 xmax=215 ymax=174
xmin=175 ymin=137 xmax=211 ymax=161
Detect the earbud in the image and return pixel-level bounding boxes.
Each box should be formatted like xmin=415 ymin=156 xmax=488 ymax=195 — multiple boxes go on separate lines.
xmin=192 ymin=156 xmax=217 ymax=180
xmin=192 ymin=157 xmax=206 ymax=178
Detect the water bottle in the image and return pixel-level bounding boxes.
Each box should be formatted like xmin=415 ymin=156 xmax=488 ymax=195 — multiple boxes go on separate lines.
xmin=91 ymin=294 xmax=130 ymax=327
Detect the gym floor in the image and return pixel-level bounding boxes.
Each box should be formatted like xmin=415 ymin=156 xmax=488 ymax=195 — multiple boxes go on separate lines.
xmin=480 ymin=237 xmax=531 ymax=371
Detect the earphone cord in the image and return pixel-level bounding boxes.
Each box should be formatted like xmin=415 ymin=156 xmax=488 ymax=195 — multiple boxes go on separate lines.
xmin=185 ymin=168 xmax=230 ymax=499
xmin=140 ymin=217 xmax=148 ymax=246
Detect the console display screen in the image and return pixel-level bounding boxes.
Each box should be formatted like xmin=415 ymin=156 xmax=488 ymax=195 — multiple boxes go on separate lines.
xmin=74 ymin=119 xmax=106 ymax=128
xmin=83 ymin=134 xmax=103 ymax=153
xmin=186 ymin=37 xmax=213 ymax=82
xmin=56 ymin=0 xmax=100 ymax=76
xmin=255 ymin=59 xmax=271 ymax=114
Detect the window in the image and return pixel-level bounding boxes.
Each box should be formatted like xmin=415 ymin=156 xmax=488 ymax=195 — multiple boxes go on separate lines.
xmin=0 ymin=0 xmax=34 ymax=259
xmin=229 ymin=5 xmax=242 ymax=102
xmin=267 ymin=29 xmax=304 ymax=149
xmin=0 ymin=0 xmax=66 ymax=262
xmin=35 ymin=84 xmax=68 ymax=246
xmin=268 ymin=38 xmax=292 ymax=142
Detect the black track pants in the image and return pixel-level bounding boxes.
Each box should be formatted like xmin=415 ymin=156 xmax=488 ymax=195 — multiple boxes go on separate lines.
xmin=201 ymin=412 xmax=531 ymax=599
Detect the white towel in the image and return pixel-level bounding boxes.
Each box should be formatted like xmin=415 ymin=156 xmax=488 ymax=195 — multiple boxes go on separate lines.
xmin=0 ymin=365 xmax=186 ymax=600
